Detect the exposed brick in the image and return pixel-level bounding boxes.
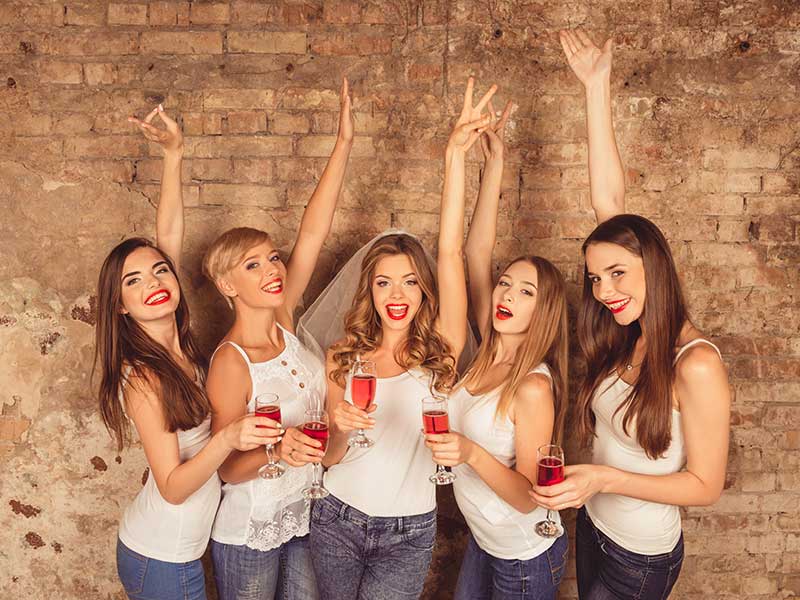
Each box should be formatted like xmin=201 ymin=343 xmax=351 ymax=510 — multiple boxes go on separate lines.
xmin=226 ymin=111 xmax=267 ymax=134
xmin=148 ymin=1 xmax=190 ymax=26
xmin=45 ymin=32 xmax=139 ymax=56
xmin=323 ymin=1 xmax=361 ymax=23
xmin=269 ymin=111 xmax=310 ymax=135
xmin=190 ymin=2 xmax=230 ymax=24
xmin=38 ymin=61 xmax=83 ymax=85
xmin=227 ymin=31 xmax=307 ymax=54
xmin=108 ymin=3 xmax=148 ymax=25
xmin=140 ymin=32 xmax=223 ymax=55
xmin=184 ymin=135 xmax=292 ymax=158
xmin=64 ymin=3 xmax=106 ymax=26
xmin=309 ymin=33 xmax=392 ymax=56
xmin=204 ymin=89 xmax=276 ymax=110
xmin=295 ymin=136 xmax=374 ymax=158
xmin=200 ymin=183 xmax=283 ymax=207
xmin=280 ymin=88 xmax=339 ymax=110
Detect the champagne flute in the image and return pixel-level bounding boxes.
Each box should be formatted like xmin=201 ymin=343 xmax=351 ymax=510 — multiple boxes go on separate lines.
xmin=534 ymin=444 xmax=565 ymax=538
xmin=301 ymin=409 xmax=330 ymax=499
xmin=255 ymin=393 xmax=284 ymax=479
xmin=348 ymin=359 xmax=377 ymax=448
xmin=422 ymin=396 xmax=456 ymax=485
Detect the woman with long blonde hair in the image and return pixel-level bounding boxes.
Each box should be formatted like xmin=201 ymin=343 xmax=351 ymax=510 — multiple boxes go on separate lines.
xmin=423 ymin=83 xmax=571 ymax=599
xmin=292 ymin=79 xmax=495 ymax=600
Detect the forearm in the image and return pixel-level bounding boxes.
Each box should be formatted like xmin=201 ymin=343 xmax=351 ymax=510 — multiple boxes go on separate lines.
xmin=600 ymin=465 xmax=723 ymax=507
xmin=439 ymin=148 xmax=468 ymax=255
xmin=156 ymin=150 xmax=184 ymax=265
xmin=468 ymin=444 xmax=538 ymax=514
xmin=322 ymin=428 xmax=350 ymax=467
xmin=218 ymin=445 xmax=270 ymax=485
xmin=585 ymin=79 xmax=625 ymax=222
xmin=464 ymin=157 xmax=503 ymax=259
xmin=162 ymin=430 xmax=231 ymax=504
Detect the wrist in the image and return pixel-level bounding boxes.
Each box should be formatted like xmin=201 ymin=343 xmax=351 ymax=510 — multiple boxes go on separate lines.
xmin=584 ymin=77 xmax=611 ymax=99
xmin=598 ymin=465 xmax=619 ymax=493
xmin=164 ymin=148 xmax=184 ymax=161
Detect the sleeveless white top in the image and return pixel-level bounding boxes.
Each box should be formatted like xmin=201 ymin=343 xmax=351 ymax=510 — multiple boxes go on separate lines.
xmin=451 ymin=363 xmax=560 ymax=561
xmin=210 ymin=325 xmax=325 ymax=551
xmin=118 ymin=373 xmax=221 ymax=563
xmin=585 ymin=339 xmax=722 ymax=555
xmin=324 ymin=368 xmax=437 ymax=517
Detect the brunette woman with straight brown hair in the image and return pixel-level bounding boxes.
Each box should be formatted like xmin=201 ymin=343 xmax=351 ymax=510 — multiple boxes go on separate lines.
xmin=531 ymin=29 xmax=731 ymax=600
xmin=97 ymin=107 xmax=278 ymax=600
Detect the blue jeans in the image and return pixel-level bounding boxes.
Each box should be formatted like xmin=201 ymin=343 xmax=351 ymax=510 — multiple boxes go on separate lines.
xmin=309 ymin=494 xmax=437 ymax=600
xmin=576 ymin=507 xmax=684 ymax=600
xmin=116 ymin=538 xmax=206 ymax=600
xmin=211 ymin=535 xmax=318 ymax=600
xmin=454 ymin=531 xmax=568 ymax=600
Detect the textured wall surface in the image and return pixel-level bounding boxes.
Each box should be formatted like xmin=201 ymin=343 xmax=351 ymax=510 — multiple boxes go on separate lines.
xmin=1 ymin=1 xmax=799 ymax=598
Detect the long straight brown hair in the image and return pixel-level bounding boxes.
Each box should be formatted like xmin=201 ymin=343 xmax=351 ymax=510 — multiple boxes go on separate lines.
xmin=93 ymin=238 xmax=209 ymax=451
xmin=461 ymin=257 xmax=569 ymax=444
xmin=330 ymin=234 xmax=457 ymax=395
xmin=576 ymin=214 xmax=688 ymax=459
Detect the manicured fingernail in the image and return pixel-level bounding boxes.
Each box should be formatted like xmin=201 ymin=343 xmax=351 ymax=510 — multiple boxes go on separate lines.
xmin=276 ymin=436 xmax=282 ymax=442
xmin=158 ymin=104 xmax=164 ymax=112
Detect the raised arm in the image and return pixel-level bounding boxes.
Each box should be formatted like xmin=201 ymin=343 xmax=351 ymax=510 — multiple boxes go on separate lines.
xmin=283 ymin=78 xmax=354 ymax=316
xmin=125 ymin=374 xmax=278 ymax=504
xmin=464 ymin=100 xmax=513 ymax=339
xmin=129 ymin=105 xmax=185 ymax=271
xmin=560 ymin=29 xmax=625 ymax=224
xmin=438 ymin=78 xmax=496 ymax=360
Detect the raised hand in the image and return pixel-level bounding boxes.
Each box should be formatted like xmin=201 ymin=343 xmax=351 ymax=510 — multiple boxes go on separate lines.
xmin=129 ymin=104 xmax=183 ymax=155
xmin=479 ymin=99 xmax=514 ymax=162
xmin=337 ymin=77 xmax=354 ymax=144
xmin=447 ymin=77 xmax=497 ymax=154
xmin=560 ymin=28 xmax=613 ymax=89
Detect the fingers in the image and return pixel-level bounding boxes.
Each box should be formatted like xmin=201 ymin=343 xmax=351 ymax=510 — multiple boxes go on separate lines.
xmin=496 ymin=100 xmax=513 ymax=132
xmin=142 ymin=106 xmax=159 ymax=125
xmin=474 ymin=84 xmax=498 ymax=114
xmin=559 ymin=30 xmax=578 ymax=56
xmin=575 ymin=28 xmax=594 ymax=49
xmin=487 ymin=99 xmax=496 ymax=123
xmin=462 ymin=76 xmax=475 ymax=112
xmin=602 ymin=38 xmax=613 ymax=54
xmin=341 ymin=76 xmax=349 ymax=101
xmin=156 ymin=104 xmax=178 ymax=129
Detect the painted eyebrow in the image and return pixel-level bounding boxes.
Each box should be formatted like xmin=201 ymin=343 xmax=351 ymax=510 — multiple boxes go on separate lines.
xmin=499 ymin=274 xmax=537 ymax=289
xmin=375 ymin=272 xmax=416 ymax=279
xmin=242 ymin=251 xmax=278 ymax=263
xmin=586 ymin=263 xmax=627 ymax=277
xmin=123 ymin=260 xmax=168 ymax=280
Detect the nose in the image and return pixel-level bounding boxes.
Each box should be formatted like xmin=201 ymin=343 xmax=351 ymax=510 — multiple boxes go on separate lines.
xmin=597 ymin=278 xmax=615 ymax=301
xmin=390 ymin=283 xmax=405 ymax=299
xmin=144 ymin=272 xmax=160 ymax=288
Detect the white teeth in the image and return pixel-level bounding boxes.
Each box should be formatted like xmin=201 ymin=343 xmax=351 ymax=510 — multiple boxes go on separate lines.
xmin=388 ymin=305 xmax=407 ymax=315
xmin=146 ymin=292 xmax=167 ymax=305
xmin=608 ymin=298 xmax=630 ymax=310
xmin=497 ymin=306 xmax=512 ymax=316
xmin=263 ymin=281 xmax=282 ymax=292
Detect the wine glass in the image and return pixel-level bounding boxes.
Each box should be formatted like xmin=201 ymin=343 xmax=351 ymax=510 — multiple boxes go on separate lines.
xmin=347 ymin=359 xmax=377 ymax=448
xmin=255 ymin=393 xmax=284 ymax=479
xmin=534 ymin=444 xmax=565 ymax=538
xmin=422 ymin=396 xmax=456 ymax=485
xmin=302 ymin=409 xmax=330 ymax=499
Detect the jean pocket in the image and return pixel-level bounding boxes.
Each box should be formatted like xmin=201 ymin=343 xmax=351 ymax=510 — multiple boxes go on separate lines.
xmin=311 ymin=498 xmax=339 ymax=526
xmin=402 ymin=521 xmax=437 ymax=551
xmin=599 ymin=536 xmax=648 ymax=579
xmin=116 ymin=540 xmax=148 ymax=595
xmin=546 ymin=535 xmax=568 ymax=587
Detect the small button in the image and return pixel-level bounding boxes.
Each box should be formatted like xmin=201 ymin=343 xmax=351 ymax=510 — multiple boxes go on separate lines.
xmin=291 ymin=369 xmax=297 ymax=375
xmin=281 ymin=360 xmax=287 ymax=366
xmin=299 ymin=383 xmax=305 ymax=389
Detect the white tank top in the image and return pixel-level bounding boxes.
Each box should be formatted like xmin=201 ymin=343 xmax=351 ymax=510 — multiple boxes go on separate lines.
xmin=585 ymin=338 xmax=722 ymax=555
xmin=450 ymin=363 xmax=559 ymax=560
xmin=210 ymin=325 xmax=325 ymax=551
xmin=324 ymin=368 xmax=437 ymax=517
xmin=118 ymin=373 xmax=222 ymax=563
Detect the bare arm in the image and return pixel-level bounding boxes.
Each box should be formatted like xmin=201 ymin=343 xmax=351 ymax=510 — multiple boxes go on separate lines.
xmin=464 ymin=101 xmax=512 ymax=339
xmin=438 ymin=78 xmax=496 ymax=360
xmin=207 ymin=346 xmax=283 ymax=484
xmin=428 ymin=374 xmax=555 ymax=513
xmin=532 ymin=345 xmax=730 ymax=509
xmin=125 ymin=375 xmax=278 ymax=505
xmin=561 ymin=29 xmax=625 ymax=224
xmin=284 ymin=78 xmax=354 ymax=316
xmin=129 ymin=106 xmax=185 ymax=271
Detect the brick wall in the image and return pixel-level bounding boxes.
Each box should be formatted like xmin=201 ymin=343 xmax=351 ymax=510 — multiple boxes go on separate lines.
xmin=1 ymin=1 xmax=798 ymax=598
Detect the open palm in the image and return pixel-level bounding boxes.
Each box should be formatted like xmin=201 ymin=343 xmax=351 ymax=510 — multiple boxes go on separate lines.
xmin=560 ymin=29 xmax=613 ymax=88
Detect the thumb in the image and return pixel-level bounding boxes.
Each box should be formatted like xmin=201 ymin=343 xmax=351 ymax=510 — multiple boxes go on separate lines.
xmin=602 ymin=38 xmax=613 ymax=53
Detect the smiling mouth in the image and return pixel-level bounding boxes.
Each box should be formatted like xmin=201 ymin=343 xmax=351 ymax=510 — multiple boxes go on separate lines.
xmin=495 ymin=304 xmax=513 ymax=320
xmin=386 ymin=304 xmax=409 ymax=320
xmin=144 ymin=289 xmax=171 ymax=306
xmin=606 ymin=298 xmax=631 ymax=314
xmin=261 ymin=278 xmax=283 ymax=295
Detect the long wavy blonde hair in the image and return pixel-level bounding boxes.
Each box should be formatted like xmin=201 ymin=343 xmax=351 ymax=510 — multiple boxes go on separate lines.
xmin=460 ymin=256 xmax=569 ymax=444
xmin=330 ymin=234 xmax=456 ymax=394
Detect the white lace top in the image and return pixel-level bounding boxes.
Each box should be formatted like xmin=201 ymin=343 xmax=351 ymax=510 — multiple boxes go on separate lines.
xmin=209 ymin=325 xmax=326 ymax=551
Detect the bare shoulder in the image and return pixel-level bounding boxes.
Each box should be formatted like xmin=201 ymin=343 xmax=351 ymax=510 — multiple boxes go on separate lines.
xmin=122 ymin=369 xmax=163 ymax=416
xmin=515 ymin=372 xmax=554 ymax=407
xmin=675 ymin=341 xmax=726 ymax=384
xmin=208 ymin=343 xmax=249 ymax=377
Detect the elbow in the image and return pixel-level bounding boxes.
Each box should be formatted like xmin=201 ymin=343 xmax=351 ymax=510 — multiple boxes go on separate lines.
xmin=700 ymin=486 xmax=724 ymax=507
xmin=159 ymin=486 xmax=189 ymax=506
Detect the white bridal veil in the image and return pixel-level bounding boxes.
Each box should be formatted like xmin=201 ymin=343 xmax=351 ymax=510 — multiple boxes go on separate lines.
xmin=297 ymin=229 xmax=477 ymax=372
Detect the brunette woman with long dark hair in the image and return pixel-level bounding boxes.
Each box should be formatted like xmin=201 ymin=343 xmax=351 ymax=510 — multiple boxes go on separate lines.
xmin=531 ymin=30 xmax=731 ymax=600
xmin=96 ymin=107 xmax=277 ymax=600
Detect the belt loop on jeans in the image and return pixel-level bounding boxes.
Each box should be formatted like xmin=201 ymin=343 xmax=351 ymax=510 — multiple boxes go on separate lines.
xmin=396 ymin=516 xmax=404 ymax=532
xmin=337 ymin=499 xmax=348 ymax=520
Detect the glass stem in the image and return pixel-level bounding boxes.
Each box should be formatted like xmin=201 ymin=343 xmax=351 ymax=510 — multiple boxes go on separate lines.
xmin=546 ymin=508 xmax=553 ymax=522
xmin=312 ymin=463 xmax=321 ymax=487
xmin=265 ymin=443 xmax=276 ymax=466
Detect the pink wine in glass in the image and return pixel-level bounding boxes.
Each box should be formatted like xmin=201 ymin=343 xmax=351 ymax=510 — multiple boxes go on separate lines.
xmin=351 ymin=374 xmax=377 ymax=410
xmin=256 ymin=404 xmax=282 ymax=427
xmin=302 ymin=421 xmax=330 ymax=453
xmin=537 ymin=456 xmax=565 ymax=486
xmin=423 ymin=410 xmax=450 ymax=434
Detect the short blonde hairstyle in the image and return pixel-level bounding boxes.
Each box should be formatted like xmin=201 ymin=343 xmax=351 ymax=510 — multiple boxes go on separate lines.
xmin=202 ymin=227 xmax=271 ymax=308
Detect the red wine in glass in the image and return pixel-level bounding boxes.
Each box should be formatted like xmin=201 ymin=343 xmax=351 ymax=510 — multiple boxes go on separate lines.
xmin=537 ymin=456 xmax=565 ymax=486
xmin=256 ymin=404 xmax=282 ymax=427
xmin=351 ymin=374 xmax=377 ymax=410
xmin=302 ymin=421 xmax=329 ymax=453
xmin=423 ymin=410 xmax=450 ymax=434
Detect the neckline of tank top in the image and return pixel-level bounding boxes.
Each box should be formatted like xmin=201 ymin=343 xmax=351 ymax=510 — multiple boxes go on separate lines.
xmin=459 ymin=365 xmax=551 ymax=399
xmin=217 ymin=327 xmax=292 ymax=366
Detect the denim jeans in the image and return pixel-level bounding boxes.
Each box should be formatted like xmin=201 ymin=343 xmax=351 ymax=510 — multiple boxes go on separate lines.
xmin=576 ymin=507 xmax=684 ymax=600
xmin=210 ymin=535 xmax=318 ymax=600
xmin=454 ymin=531 xmax=568 ymax=600
xmin=116 ymin=538 xmax=206 ymax=600
xmin=309 ymin=494 xmax=437 ymax=600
